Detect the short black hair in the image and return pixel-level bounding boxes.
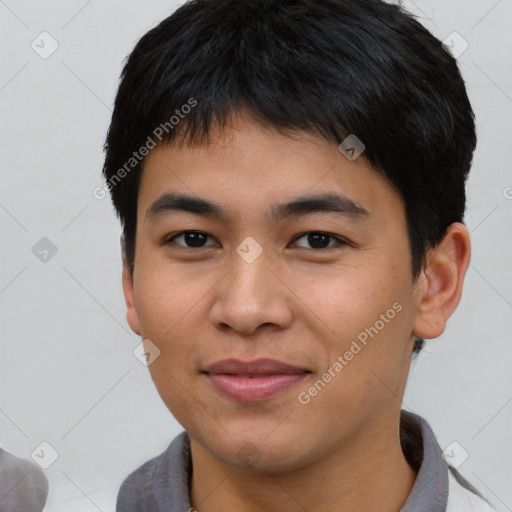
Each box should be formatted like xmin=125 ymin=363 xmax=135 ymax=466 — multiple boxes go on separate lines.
xmin=102 ymin=0 xmax=477 ymax=354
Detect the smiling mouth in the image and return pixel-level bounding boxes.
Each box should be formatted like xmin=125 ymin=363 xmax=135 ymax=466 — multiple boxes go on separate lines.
xmin=202 ymin=358 xmax=311 ymax=402
xmin=224 ymin=374 xmax=288 ymax=378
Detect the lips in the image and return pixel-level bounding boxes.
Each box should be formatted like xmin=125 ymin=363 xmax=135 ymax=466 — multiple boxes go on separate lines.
xmin=203 ymin=358 xmax=310 ymax=402
xmin=204 ymin=358 xmax=309 ymax=375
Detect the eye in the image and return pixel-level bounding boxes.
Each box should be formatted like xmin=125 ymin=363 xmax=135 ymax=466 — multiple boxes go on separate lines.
xmin=290 ymin=231 xmax=347 ymax=250
xmin=165 ymin=230 xmax=347 ymax=250
xmin=166 ymin=231 xmax=217 ymax=248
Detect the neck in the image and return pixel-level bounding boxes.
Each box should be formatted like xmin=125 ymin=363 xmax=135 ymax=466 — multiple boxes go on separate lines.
xmin=189 ymin=409 xmax=417 ymax=512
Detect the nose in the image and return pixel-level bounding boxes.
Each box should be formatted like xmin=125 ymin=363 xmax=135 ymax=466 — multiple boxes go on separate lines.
xmin=209 ymin=249 xmax=294 ymax=335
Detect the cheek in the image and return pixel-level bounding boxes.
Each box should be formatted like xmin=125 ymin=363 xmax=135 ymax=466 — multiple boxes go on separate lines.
xmin=293 ymin=299 xmax=411 ymax=443
xmin=134 ymin=260 xmax=208 ymax=338
xmin=133 ymin=261 xmax=220 ymax=392
xmin=289 ymin=261 xmax=400 ymax=345
xmin=134 ymin=265 xmax=208 ymax=420
xmin=290 ymin=257 xmax=412 ymax=391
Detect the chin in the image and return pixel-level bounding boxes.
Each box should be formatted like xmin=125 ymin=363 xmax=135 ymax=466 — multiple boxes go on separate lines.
xmin=198 ymin=428 xmax=314 ymax=472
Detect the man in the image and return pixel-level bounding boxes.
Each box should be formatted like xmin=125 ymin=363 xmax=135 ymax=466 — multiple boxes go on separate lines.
xmin=102 ymin=0 xmax=493 ymax=510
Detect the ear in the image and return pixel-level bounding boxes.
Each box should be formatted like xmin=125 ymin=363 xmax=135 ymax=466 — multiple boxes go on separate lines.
xmin=121 ymin=238 xmax=141 ymax=336
xmin=412 ymin=222 xmax=471 ymax=339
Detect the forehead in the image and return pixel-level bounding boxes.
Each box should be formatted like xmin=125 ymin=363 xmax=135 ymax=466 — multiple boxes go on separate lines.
xmin=137 ymin=115 xmax=405 ymax=228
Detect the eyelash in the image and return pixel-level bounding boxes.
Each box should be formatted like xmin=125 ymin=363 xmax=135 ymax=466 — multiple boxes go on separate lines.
xmin=164 ymin=231 xmax=348 ymax=251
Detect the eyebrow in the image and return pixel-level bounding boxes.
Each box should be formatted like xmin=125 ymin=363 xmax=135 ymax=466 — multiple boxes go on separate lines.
xmin=145 ymin=192 xmax=370 ymax=223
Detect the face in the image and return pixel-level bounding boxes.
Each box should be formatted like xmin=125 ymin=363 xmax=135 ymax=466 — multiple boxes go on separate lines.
xmin=123 ymin=113 xmax=425 ymax=471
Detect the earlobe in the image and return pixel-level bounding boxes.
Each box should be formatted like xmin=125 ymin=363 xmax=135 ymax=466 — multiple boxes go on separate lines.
xmin=412 ymin=223 xmax=471 ymax=340
xmin=122 ymin=253 xmax=141 ymax=336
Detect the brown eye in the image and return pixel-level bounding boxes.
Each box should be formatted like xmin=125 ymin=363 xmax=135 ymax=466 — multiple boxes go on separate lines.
xmin=167 ymin=231 xmax=216 ymax=248
xmin=292 ymin=232 xmax=346 ymax=250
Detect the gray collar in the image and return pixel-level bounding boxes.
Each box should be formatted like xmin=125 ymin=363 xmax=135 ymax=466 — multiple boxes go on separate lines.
xmin=117 ymin=411 xmax=449 ymax=511
xmin=400 ymin=411 xmax=449 ymax=511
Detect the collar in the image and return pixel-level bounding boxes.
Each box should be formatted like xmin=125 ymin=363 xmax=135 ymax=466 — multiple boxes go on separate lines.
xmin=399 ymin=411 xmax=449 ymax=511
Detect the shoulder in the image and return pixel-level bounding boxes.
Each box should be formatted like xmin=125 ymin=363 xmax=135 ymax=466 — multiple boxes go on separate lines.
xmin=116 ymin=431 xmax=190 ymax=512
xmin=0 ymin=448 xmax=49 ymax=511
xmin=0 ymin=447 xmax=45 ymax=480
xmin=116 ymin=448 xmax=168 ymax=511
xmin=447 ymin=467 xmax=495 ymax=511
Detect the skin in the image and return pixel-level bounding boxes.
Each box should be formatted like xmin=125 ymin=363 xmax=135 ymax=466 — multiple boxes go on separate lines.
xmin=122 ymin=111 xmax=471 ymax=512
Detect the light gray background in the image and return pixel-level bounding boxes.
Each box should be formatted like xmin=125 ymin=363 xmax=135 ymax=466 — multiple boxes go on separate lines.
xmin=0 ymin=1 xmax=511 ymax=510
